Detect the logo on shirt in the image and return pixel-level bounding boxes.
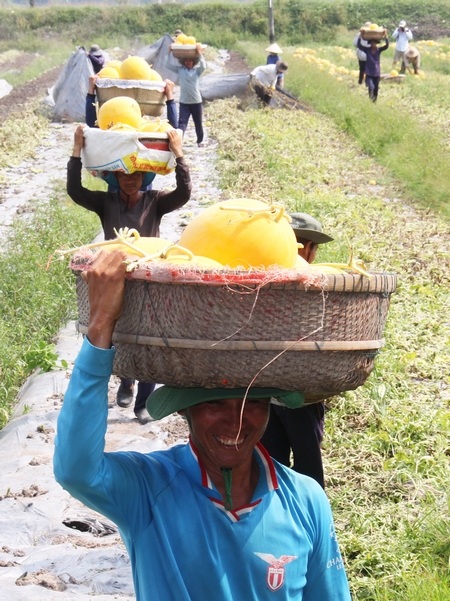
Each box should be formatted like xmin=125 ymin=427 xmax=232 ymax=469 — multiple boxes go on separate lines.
xmin=254 ymin=553 xmax=297 ymax=591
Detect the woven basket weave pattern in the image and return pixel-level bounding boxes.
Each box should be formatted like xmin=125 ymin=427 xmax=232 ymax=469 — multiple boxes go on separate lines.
xmin=96 ymin=87 xmax=166 ymax=117
xmin=75 ymin=273 xmax=395 ymax=394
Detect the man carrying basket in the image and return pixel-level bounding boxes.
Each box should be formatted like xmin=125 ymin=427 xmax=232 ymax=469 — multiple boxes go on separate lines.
xmin=54 ymin=250 xmax=352 ymax=601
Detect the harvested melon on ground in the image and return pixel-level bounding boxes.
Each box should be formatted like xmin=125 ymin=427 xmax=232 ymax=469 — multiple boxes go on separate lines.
xmin=179 ymin=199 xmax=298 ymax=270
xmin=97 ymin=96 xmax=142 ymax=130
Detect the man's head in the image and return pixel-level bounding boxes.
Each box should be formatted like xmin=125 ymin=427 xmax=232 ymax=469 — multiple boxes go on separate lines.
xmin=174 ymin=29 xmax=183 ymax=36
xmin=289 ymin=212 xmax=333 ymax=263
xmin=115 ymin=171 xmax=145 ymax=196
xmin=89 ymin=44 xmax=103 ymax=57
xmin=399 ymin=20 xmax=406 ymax=29
xmin=182 ymin=58 xmax=196 ymax=70
xmin=275 ymin=60 xmax=288 ymax=74
xmin=147 ymin=387 xmax=304 ymax=474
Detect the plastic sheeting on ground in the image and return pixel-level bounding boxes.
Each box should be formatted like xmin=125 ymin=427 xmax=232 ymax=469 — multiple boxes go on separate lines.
xmin=49 ymin=47 xmax=94 ymax=123
xmin=199 ymin=73 xmax=251 ymax=101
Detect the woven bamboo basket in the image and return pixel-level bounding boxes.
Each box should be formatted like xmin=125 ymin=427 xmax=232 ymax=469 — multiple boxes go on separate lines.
xmin=171 ymin=44 xmax=199 ymax=59
xmin=361 ymin=28 xmax=386 ymax=41
xmin=95 ymin=79 xmax=166 ymax=117
xmin=72 ymin=258 xmax=396 ymax=399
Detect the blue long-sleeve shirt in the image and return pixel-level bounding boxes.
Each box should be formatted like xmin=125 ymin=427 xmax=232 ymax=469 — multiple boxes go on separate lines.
xmin=357 ymin=38 xmax=389 ymax=77
xmin=54 ymin=338 xmax=352 ymax=601
xmin=165 ymin=54 xmax=206 ymax=104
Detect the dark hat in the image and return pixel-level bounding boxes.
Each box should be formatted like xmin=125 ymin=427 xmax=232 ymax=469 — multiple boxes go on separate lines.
xmin=289 ymin=212 xmax=334 ymax=244
xmin=89 ymin=44 xmax=103 ymax=57
xmin=174 ymin=29 xmax=183 ymax=35
xmin=275 ymin=61 xmax=287 ymax=73
xmin=147 ymin=386 xmax=304 ymax=420
xmin=275 ymin=60 xmax=288 ymax=72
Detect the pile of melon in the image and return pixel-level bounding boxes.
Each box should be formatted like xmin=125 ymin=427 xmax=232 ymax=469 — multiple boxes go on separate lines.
xmin=97 ymin=56 xmax=162 ymax=81
xmin=173 ymin=33 xmax=197 ymax=45
xmin=97 ymin=96 xmax=173 ymax=132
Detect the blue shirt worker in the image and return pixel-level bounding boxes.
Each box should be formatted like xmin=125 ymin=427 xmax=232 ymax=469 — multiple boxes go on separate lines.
xmin=165 ymin=44 xmax=206 ymax=147
xmin=53 ymin=250 xmax=352 ymax=601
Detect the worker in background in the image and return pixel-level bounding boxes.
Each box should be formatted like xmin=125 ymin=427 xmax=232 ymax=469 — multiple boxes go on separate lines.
xmin=392 ymin=20 xmax=413 ymax=74
xmin=266 ymin=42 xmax=285 ymax=88
xmin=87 ymin=44 xmax=105 ymax=74
xmin=251 ymin=60 xmax=288 ymax=106
xmin=261 ymin=213 xmax=334 ymax=488
xmin=404 ymin=46 xmax=421 ymax=75
xmin=353 ymin=22 xmax=371 ymax=85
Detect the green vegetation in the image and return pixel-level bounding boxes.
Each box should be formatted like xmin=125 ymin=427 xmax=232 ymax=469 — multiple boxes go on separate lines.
xmin=205 ymin=97 xmax=450 ymax=600
xmin=239 ymin=40 xmax=450 ymax=216
xmin=0 ymin=111 xmax=99 ymax=428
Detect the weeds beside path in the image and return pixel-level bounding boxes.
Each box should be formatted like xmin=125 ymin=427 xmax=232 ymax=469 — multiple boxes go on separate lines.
xmin=207 ymin=97 xmax=450 ymax=600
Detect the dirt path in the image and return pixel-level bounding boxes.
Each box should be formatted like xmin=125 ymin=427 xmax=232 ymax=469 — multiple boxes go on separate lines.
xmin=0 ymin=53 xmax=238 ymax=600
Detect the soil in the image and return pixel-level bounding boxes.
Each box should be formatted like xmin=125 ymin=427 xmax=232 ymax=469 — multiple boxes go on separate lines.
xmin=0 ymin=63 xmax=64 ymax=125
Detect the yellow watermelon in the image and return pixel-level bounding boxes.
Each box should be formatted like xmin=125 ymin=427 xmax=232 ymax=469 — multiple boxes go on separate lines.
xmin=179 ymin=199 xmax=298 ymax=269
xmin=97 ymin=96 xmax=142 ymax=130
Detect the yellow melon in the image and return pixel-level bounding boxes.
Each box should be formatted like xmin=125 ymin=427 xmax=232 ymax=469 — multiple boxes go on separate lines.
xmin=184 ymin=36 xmax=197 ymax=45
xmin=105 ymin=60 xmax=122 ymax=70
xmin=175 ymin=34 xmax=188 ymax=44
xmin=119 ymin=56 xmax=154 ymax=80
xmin=147 ymin=68 xmax=163 ymax=81
xmin=179 ymin=199 xmax=298 ymax=269
xmin=295 ymin=255 xmax=311 ymax=270
xmin=97 ymin=96 xmax=142 ymax=130
xmin=390 ymin=69 xmax=399 ymax=77
xmin=97 ymin=66 xmax=120 ymax=79
xmin=369 ymin=23 xmax=379 ymax=30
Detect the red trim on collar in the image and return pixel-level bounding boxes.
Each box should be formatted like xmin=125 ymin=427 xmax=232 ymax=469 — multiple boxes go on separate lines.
xmin=256 ymin=442 xmax=279 ymax=491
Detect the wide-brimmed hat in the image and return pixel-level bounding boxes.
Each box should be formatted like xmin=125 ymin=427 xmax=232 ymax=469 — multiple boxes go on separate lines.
xmin=363 ymin=21 xmax=372 ymax=28
xmin=289 ymin=212 xmax=334 ymax=244
xmin=405 ymin=46 xmax=419 ymax=58
xmin=174 ymin=29 xmax=183 ymax=36
xmin=265 ymin=43 xmax=283 ymax=54
xmin=89 ymin=44 xmax=103 ymax=57
xmin=399 ymin=20 xmax=406 ymax=27
xmin=147 ymin=386 xmax=304 ymax=420
xmin=275 ymin=60 xmax=288 ymax=72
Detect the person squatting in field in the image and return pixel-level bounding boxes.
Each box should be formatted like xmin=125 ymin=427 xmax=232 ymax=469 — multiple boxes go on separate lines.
xmin=53 ymin=249 xmax=352 ymax=601
xmin=66 ymin=125 xmax=191 ymax=424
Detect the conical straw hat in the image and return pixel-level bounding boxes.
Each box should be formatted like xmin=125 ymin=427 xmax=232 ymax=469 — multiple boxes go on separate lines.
xmin=265 ymin=43 xmax=283 ymax=54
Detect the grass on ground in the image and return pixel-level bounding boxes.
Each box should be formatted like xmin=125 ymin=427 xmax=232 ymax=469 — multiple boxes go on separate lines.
xmin=205 ymin=97 xmax=450 ymax=600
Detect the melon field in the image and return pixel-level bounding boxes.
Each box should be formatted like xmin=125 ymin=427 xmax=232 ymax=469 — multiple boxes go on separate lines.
xmin=0 ymin=3 xmax=449 ymax=600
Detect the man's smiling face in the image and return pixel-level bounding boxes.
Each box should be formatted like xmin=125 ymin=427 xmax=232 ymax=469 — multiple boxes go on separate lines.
xmin=182 ymin=397 xmax=270 ymax=471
